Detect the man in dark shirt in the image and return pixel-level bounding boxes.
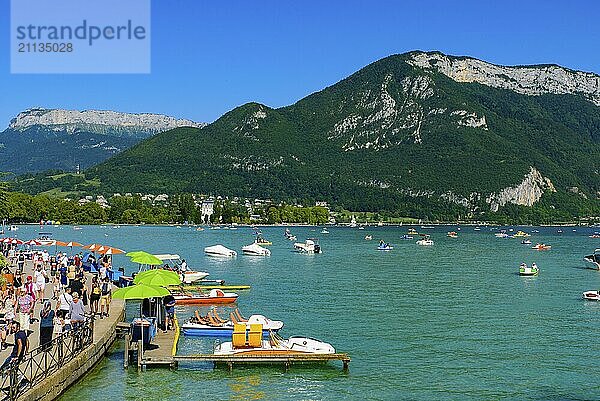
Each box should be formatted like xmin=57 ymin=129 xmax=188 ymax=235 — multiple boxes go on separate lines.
xmin=1 ymin=321 xmax=28 ymax=370
xmin=163 ymin=295 xmax=176 ymax=332
xmin=69 ymin=277 xmax=84 ymax=296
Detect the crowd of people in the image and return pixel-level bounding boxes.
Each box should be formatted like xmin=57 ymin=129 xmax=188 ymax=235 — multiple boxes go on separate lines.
xmin=0 ymin=246 xmax=114 ymax=370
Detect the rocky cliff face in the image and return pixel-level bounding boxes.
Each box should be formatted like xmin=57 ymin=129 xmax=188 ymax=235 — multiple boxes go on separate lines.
xmin=487 ymin=167 xmax=556 ymax=212
xmin=407 ymin=52 xmax=600 ymax=105
xmin=9 ymin=108 xmax=205 ymax=137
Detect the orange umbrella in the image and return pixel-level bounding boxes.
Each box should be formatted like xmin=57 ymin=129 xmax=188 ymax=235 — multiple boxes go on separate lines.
xmin=83 ymin=243 xmax=101 ymax=251
xmin=65 ymin=241 xmax=83 ymax=247
xmin=96 ymin=246 xmax=125 ymax=255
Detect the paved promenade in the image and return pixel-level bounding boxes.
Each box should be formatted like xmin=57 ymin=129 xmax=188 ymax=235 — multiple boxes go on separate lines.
xmin=0 ymin=259 xmax=124 ymax=401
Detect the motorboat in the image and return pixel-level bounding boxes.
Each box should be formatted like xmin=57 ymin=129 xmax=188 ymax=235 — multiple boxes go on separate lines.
xmin=205 ymin=245 xmax=237 ymax=257
xmin=421 ymin=226 xmax=434 ymax=229
xmin=358 ymin=226 xmax=365 ymax=230
xmin=583 ymin=290 xmax=600 ymax=301
xmin=407 ymin=228 xmax=418 ymax=235
xmin=254 ymin=234 xmax=272 ymax=246
xmin=416 ymin=234 xmax=434 ymax=246
xmin=294 ymin=239 xmax=321 ymax=254
xmin=377 ymin=242 xmax=393 ymax=251
xmin=531 ymin=230 xmax=540 ymax=233
xmin=196 ymin=227 xmax=205 ymax=231
xmin=214 ymin=328 xmax=335 ymax=356
xmin=519 ymin=263 xmax=539 ymax=276
xmin=474 ymin=227 xmax=481 ymax=231
xmin=521 ymin=239 xmax=532 ymax=245
xmin=364 ymin=235 xmax=373 ymax=240
xmin=153 ymin=254 xmax=210 ymax=284
xmin=242 ymin=243 xmax=271 ymax=256
xmin=172 ymin=288 xmax=238 ymax=305
xmin=349 ymin=216 xmax=357 ymax=228
xmin=495 ymin=231 xmax=509 ymax=238
xmin=182 ymin=310 xmax=283 ymax=337
xmin=589 ymin=232 xmax=600 ymax=239
xmin=377 ymin=221 xmax=383 ymax=227
xmin=284 ymin=228 xmax=297 ymax=241
xmin=514 ymin=231 xmax=530 ymax=237
xmin=584 ymin=249 xmax=600 ymax=269
xmin=400 ymin=235 xmax=413 ymax=240
xmin=8 ymin=225 xmax=18 ymax=231
xmin=447 ymin=231 xmax=458 ymax=238
xmin=321 ymin=228 xmax=330 ymax=234
xmin=532 ymin=243 xmax=551 ymax=251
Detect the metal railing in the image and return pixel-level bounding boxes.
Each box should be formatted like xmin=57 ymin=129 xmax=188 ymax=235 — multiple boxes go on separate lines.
xmin=0 ymin=318 xmax=94 ymax=401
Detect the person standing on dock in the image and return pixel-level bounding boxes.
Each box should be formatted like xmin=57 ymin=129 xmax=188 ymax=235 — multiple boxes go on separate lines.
xmin=34 ymin=264 xmax=48 ymax=304
xmin=69 ymin=293 xmax=85 ymax=330
xmin=163 ymin=294 xmax=176 ymax=332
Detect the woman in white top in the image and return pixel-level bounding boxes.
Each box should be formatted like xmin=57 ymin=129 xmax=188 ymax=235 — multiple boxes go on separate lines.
xmin=34 ymin=265 xmax=47 ymax=304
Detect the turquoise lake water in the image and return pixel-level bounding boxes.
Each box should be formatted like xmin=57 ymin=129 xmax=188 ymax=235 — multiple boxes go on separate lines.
xmin=11 ymin=224 xmax=600 ymax=400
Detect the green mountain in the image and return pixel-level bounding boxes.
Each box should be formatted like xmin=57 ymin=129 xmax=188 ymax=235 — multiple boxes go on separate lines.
xmin=87 ymin=51 xmax=600 ymax=217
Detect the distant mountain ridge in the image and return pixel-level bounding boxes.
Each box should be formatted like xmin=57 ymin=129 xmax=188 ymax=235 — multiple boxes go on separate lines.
xmin=69 ymin=52 xmax=600 ymax=218
xmin=0 ymin=108 xmax=205 ymax=175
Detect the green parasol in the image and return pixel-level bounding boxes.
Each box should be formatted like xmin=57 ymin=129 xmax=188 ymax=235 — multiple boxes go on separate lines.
xmin=129 ymin=253 xmax=163 ymax=266
xmin=134 ymin=269 xmax=181 ymax=286
xmin=112 ymin=283 xmax=170 ymax=300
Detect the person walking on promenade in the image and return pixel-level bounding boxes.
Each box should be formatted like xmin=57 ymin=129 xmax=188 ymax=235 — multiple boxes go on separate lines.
xmin=34 ymin=264 xmax=48 ymax=304
xmin=58 ymin=287 xmax=73 ymax=320
xmin=17 ymin=288 xmax=33 ymax=333
xmin=39 ymin=300 xmax=54 ymax=351
xmin=69 ymin=293 xmax=85 ymax=330
xmin=16 ymin=251 xmax=25 ymax=275
xmin=99 ymin=278 xmax=111 ymax=318
xmin=0 ymin=321 xmax=28 ymax=370
xmin=89 ymin=276 xmax=101 ymax=316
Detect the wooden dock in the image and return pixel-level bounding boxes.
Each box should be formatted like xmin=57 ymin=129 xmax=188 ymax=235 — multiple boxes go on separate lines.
xmin=124 ymin=317 xmax=180 ymax=370
xmin=173 ymin=353 xmax=351 ymax=371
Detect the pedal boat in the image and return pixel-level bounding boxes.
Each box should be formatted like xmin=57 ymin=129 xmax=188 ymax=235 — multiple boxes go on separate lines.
xmin=182 ymin=310 xmax=283 ymax=337
xmin=173 ymin=288 xmax=238 ymax=305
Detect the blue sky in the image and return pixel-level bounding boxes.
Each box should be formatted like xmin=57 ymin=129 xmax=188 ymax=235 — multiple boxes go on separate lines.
xmin=1 ymin=0 xmax=599 ymax=128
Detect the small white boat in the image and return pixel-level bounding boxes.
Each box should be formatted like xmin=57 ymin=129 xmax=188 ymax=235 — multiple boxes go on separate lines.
xmin=294 ymin=239 xmax=322 ymax=254
xmin=377 ymin=243 xmax=393 ymax=251
xmin=519 ymin=263 xmax=539 ymax=276
xmin=182 ymin=311 xmax=283 ymax=337
xmin=583 ymin=290 xmax=600 ymax=301
xmin=584 ymin=249 xmax=600 ymax=269
xmin=321 ymin=228 xmax=330 ymax=234
xmin=416 ymin=235 xmax=434 ymax=246
xmin=358 ymin=226 xmax=365 ymax=230
xmin=214 ymin=330 xmax=335 ymax=356
xmin=521 ymin=239 xmax=532 ymax=245
xmin=73 ymin=226 xmax=82 ymax=230
xmin=154 ymin=254 xmax=210 ymax=284
xmin=364 ymin=235 xmax=373 ymax=240
xmin=242 ymin=243 xmax=271 ymax=256
xmin=205 ymin=245 xmax=237 ymax=257
xmin=8 ymin=225 xmax=18 ymax=231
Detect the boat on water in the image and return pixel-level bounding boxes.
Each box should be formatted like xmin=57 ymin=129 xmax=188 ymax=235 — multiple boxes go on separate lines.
xmin=358 ymin=226 xmax=365 ymax=230
xmin=583 ymin=290 xmax=600 ymax=301
xmin=474 ymin=227 xmax=481 ymax=231
xmin=495 ymin=230 xmax=509 ymax=238
xmin=172 ymin=288 xmax=238 ymax=305
xmin=519 ymin=263 xmax=539 ymax=276
xmin=242 ymin=243 xmax=271 ymax=256
xmin=400 ymin=235 xmax=413 ymax=240
xmin=521 ymin=239 xmax=532 ymax=245
xmin=584 ymin=249 xmax=600 ymax=269
xmin=364 ymin=235 xmax=373 ymax=240
xmin=320 ymin=228 xmax=330 ymax=234
xmin=73 ymin=226 xmax=82 ymax=231
xmin=589 ymin=232 xmax=600 ymax=238
xmin=416 ymin=234 xmax=434 ymax=246
xmin=294 ymin=239 xmax=322 ymax=254
xmin=532 ymin=243 xmax=551 ymax=251
xmin=531 ymin=230 xmax=540 ymax=233
xmin=377 ymin=241 xmax=393 ymax=251
xmin=182 ymin=310 xmax=283 ymax=337
xmin=377 ymin=221 xmax=383 ymax=227
xmin=514 ymin=231 xmax=530 ymax=237
xmin=421 ymin=226 xmax=434 ymax=229
xmin=254 ymin=234 xmax=272 ymax=246
xmin=447 ymin=231 xmax=458 ymax=238
xmin=8 ymin=225 xmax=18 ymax=231
xmin=196 ymin=227 xmax=205 ymax=231
xmin=284 ymin=228 xmax=297 ymax=241
xmin=349 ymin=216 xmax=357 ymax=228
xmin=407 ymin=228 xmax=418 ymax=235
xmin=214 ymin=326 xmax=335 ymax=356
xmin=155 ymin=254 xmax=210 ymax=284
xmin=205 ymin=245 xmax=237 ymax=257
